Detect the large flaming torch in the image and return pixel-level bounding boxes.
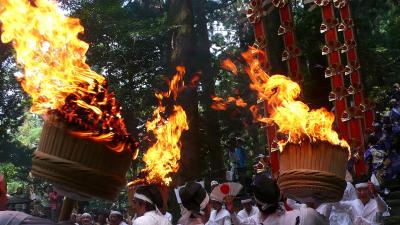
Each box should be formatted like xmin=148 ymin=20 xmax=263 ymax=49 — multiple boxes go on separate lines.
xmin=217 ymin=48 xmax=350 ymax=204
xmin=0 ymin=0 xmax=137 ymax=203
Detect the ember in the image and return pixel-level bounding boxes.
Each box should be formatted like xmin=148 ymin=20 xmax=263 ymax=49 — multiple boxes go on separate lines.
xmin=0 ymin=0 xmax=132 ymax=151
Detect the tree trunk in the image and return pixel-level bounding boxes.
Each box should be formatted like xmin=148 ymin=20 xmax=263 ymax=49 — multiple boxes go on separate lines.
xmin=167 ymin=0 xmax=201 ymax=183
xmin=193 ymin=0 xmax=225 ymax=180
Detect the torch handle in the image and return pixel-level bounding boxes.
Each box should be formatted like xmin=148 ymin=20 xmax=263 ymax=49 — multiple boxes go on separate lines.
xmin=58 ymin=197 xmax=76 ymax=222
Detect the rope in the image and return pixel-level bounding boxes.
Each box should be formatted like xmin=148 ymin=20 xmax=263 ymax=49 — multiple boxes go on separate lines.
xmin=277 ymin=169 xmax=346 ymax=202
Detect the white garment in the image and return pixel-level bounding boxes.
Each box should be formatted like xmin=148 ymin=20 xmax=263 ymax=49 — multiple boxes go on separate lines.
xmin=231 ymin=207 xmax=327 ymax=225
xmin=237 ymin=206 xmax=259 ymax=220
xmin=119 ymin=221 xmax=128 ymax=225
xmin=286 ymin=198 xmax=307 ymax=210
xmin=317 ymin=182 xmax=357 ymax=225
xmin=333 ymin=195 xmax=388 ymax=225
xmin=178 ymin=217 xmax=205 ymax=225
xmin=206 ymin=209 xmax=231 ymax=225
xmin=133 ymin=211 xmax=171 ymax=225
xmin=164 ymin=212 xmax=173 ymax=223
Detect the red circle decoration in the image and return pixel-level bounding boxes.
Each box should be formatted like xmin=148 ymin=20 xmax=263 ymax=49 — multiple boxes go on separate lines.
xmin=220 ymin=184 xmax=230 ymax=195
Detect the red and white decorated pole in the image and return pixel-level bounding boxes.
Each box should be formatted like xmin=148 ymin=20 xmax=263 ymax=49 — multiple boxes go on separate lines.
xmin=246 ymin=0 xmax=280 ymax=175
xmin=335 ymin=0 xmax=372 ymax=175
xmin=272 ymin=0 xmax=303 ymax=83
xmin=314 ymin=0 xmax=351 ymax=142
xmin=336 ymin=0 xmax=374 ymax=134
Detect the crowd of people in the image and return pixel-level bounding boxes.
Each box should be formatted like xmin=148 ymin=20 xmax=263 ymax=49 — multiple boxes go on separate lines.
xmin=0 ymin=164 xmax=395 ymax=225
xmin=363 ymin=83 xmax=400 ymax=190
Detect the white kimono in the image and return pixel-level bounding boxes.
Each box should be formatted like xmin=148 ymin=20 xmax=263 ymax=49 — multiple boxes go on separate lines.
xmin=206 ymin=209 xmax=231 ymax=225
xmin=333 ymin=195 xmax=388 ymax=225
xmin=231 ymin=207 xmax=327 ymax=225
xmin=133 ymin=211 xmax=171 ymax=225
xmin=317 ymin=182 xmax=357 ymax=225
xmin=237 ymin=206 xmax=259 ymax=220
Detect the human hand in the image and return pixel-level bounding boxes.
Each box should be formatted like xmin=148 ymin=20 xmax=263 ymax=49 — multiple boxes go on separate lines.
xmin=368 ymin=181 xmax=378 ymax=197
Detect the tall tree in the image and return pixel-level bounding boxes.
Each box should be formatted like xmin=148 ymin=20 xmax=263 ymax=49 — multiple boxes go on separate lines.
xmin=193 ymin=0 xmax=225 ymax=180
xmin=167 ymin=0 xmax=202 ymax=182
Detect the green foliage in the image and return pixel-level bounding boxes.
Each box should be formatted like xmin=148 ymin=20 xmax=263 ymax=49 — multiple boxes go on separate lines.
xmin=0 ymin=162 xmax=28 ymax=193
xmin=13 ymin=113 xmax=43 ymax=150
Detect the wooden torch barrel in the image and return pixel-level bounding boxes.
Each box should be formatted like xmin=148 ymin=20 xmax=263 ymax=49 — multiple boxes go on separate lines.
xmin=31 ymin=120 xmax=132 ymax=201
xmin=277 ymin=141 xmax=348 ymax=204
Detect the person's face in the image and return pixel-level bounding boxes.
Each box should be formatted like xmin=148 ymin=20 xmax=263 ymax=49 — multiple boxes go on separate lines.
xmin=356 ymin=187 xmax=371 ymax=204
xmin=81 ymin=215 xmax=92 ymax=225
xmin=76 ymin=214 xmax=82 ymax=224
xmin=243 ymin=202 xmax=252 ymax=212
xmin=132 ymin=198 xmax=146 ymax=217
xmin=109 ymin=214 xmax=122 ymax=225
xmin=211 ymin=200 xmax=222 ymax=211
xmin=70 ymin=214 xmax=77 ymax=222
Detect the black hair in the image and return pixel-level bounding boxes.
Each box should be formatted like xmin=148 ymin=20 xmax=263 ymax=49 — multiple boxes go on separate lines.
xmin=367 ymin=134 xmax=379 ymax=146
xmin=179 ymin=182 xmax=207 ymax=217
xmin=251 ymin=174 xmax=280 ymax=214
xmin=135 ymin=185 xmax=164 ymax=212
xmin=354 ymin=174 xmax=370 ymax=186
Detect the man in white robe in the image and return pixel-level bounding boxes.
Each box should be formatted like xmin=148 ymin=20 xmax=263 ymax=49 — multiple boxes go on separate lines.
xmin=227 ymin=174 xmax=327 ymax=225
xmin=232 ymin=207 xmax=326 ymax=225
xmin=109 ymin=211 xmax=127 ymax=225
xmin=205 ymin=194 xmax=231 ymax=225
xmin=177 ymin=182 xmax=211 ymax=225
xmin=131 ymin=185 xmax=171 ymax=225
xmin=236 ymin=196 xmax=259 ymax=220
xmin=316 ymin=181 xmax=357 ymax=225
xmin=331 ymin=180 xmax=388 ymax=225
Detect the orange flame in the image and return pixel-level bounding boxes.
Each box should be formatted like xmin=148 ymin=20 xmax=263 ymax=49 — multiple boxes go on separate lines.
xmin=211 ymin=96 xmax=247 ymax=110
xmin=242 ymin=47 xmax=349 ymax=151
xmin=0 ymin=0 xmax=130 ymax=150
xmin=221 ymin=59 xmax=238 ymax=75
xmin=215 ymin=47 xmax=349 ymax=152
xmin=141 ymin=66 xmax=189 ymax=185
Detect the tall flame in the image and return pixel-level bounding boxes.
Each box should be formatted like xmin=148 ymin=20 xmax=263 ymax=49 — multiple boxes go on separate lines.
xmin=141 ymin=66 xmax=189 ymax=185
xmin=221 ymin=47 xmax=349 ymax=151
xmin=0 ymin=0 xmax=130 ymax=150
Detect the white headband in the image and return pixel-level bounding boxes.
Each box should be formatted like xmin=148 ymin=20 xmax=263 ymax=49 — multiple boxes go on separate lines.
xmin=199 ymin=193 xmax=210 ymax=214
xmin=241 ymin=199 xmax=252 ymax=204
xmin=110 ymin=211 xmax=122 ymax=216
xmin=134 ymin=193 xmax=154 ymax=205
xmin=355 ymin=183 xmax=369 ymax=189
